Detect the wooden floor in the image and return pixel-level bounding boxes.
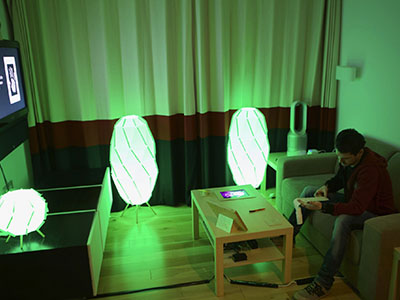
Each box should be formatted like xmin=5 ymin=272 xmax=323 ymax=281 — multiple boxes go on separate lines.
xmin=96 ymin=194 xmax=360 ymax=300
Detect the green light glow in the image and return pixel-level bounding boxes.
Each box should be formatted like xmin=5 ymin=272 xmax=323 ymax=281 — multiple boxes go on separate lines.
xmin=227 ymin=108 xmax=270 ymax=188
xmin=0 ymin=189 xmax=48 ymax=237
xmin=110 ymin=115 xmax=159 ymax=206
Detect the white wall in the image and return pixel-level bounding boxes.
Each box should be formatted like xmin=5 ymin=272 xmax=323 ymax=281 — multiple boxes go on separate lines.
xmin=337 ymin=0 xmax=400 ymax=148
xmin=0 ymin=2 xmax=33 ymax=192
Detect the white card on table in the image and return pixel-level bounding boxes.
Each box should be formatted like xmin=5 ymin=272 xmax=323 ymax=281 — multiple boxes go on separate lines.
xmin=216 ymin=213 xmax=234 ymax=233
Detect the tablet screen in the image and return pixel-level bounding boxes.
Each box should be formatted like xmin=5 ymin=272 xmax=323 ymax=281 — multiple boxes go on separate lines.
xmin=220 ymin=189 xmax=249 ymax=199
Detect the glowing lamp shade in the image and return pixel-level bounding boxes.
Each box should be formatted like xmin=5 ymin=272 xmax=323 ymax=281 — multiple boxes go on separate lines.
xmin=0 ymin=189 xmax=48 ymax=237
xmin=110 ymin=115 xmax=158 ymax=206
xmin=227 ymin=108 xmax=270 ymax=188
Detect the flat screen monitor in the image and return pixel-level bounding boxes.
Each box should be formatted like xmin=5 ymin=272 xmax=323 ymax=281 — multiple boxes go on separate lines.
xmin=0 ymin=40 xmax=27 ymax=124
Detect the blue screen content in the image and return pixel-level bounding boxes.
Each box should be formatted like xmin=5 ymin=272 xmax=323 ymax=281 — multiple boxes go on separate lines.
xmin=0 ymin=46 xmax=26 ymax=121
xmin=220 ymin=189 xmax=249 ymax=199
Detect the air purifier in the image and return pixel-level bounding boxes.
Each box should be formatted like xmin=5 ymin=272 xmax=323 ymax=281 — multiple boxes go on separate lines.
xmin=287 ymin=101 xmax=307 ymax=156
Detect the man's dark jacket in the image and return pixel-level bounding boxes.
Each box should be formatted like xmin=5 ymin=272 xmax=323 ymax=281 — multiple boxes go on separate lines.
xmin=323 ymin=147 xmax=396 ymax=216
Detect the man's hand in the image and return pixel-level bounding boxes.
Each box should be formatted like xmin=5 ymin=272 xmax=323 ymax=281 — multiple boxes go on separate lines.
xmin=314 ymin=185 xmax=328 ymax=198
xmin=298 ymin=199 xmax=322 ymax=210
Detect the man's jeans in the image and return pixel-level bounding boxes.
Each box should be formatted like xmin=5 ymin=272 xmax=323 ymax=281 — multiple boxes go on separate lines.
xmin=288 ymin=186 xmax=377 ymax=290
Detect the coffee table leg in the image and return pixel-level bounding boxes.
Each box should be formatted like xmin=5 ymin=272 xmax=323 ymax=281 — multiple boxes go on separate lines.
xmin=215 ymin=240 xmax=224 ymax=296
xmin=192 ymin=199 xmax=199 ymax=240
xmin=282 ymin=229 xmax=293 ymax=283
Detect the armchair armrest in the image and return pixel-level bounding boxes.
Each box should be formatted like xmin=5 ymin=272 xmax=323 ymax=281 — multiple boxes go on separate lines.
xmin=277 ymin=152 xmax=337 ymax=179
xmin=358 ymin=213 xmax=400 ymax=300
xmin=275 ymin=153 xmax=337 ymax=205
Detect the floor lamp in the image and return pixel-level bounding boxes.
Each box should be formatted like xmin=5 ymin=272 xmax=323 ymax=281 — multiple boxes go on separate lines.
xmin=227 ymin=107 xmax=270 ymax=188
xmin=110 ymin=115 xmax=159 ymax=224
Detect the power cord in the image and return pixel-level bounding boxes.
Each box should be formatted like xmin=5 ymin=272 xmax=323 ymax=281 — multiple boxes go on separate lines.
xmin=225 ymin=274 xmax=345 ymax=289
xmin=89 ymin=272 xmax=343 ymax=298
xmin=90 ymin=276 xmax=215 ymax=299
xmin=224 ymin=274 xmax=314 ymax=288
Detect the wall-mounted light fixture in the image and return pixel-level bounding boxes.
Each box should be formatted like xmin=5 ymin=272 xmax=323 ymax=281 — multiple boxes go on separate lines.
xmin=336 ymin=66 xmax=357 ymax=81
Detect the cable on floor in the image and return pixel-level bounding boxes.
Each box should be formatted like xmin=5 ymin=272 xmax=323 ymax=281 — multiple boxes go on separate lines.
xmin=90 ymin=272 xmax=344 ymax=298
xmin=225 ymin=274 xmax=345 ymax=289
xmin=224 ymin=274 xmax=314 ymax=288
xmin=90 ymin=276 xmax=215 ymax=299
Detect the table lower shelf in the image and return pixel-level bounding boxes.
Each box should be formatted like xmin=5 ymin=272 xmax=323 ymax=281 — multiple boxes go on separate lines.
xmin=223 ymin=239 xmax=284 ymax=268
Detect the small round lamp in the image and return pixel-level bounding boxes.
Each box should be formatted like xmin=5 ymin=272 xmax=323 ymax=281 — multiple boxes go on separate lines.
xmin=0 ymin=189 xmax=48 ymax=249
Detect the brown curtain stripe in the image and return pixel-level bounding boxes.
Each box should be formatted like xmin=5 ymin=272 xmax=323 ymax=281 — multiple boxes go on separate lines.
xmin=29 ymin=107 xmax=336 ymax=154
xmin=308 ymin=106 xmax=337 ymax=132
xmin=29 ymin=119 xmax=116 ymax=154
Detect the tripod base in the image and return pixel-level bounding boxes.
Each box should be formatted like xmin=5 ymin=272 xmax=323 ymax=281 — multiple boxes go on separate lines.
xmin=120 ymin=201 xmax=157 ymax=224
xmin=4 ymin=230 xmax=46 ymax=249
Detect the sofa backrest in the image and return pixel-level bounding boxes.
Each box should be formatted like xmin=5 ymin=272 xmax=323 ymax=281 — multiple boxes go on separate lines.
xmin=365 ymin=136 xmax=398 ymax=160
xmin=365 ymin=136 xmax=400 ymax=212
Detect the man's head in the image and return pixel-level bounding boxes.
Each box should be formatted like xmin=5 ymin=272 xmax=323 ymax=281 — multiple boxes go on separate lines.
xmin=335 ymin=129 xmax=365 ymax=167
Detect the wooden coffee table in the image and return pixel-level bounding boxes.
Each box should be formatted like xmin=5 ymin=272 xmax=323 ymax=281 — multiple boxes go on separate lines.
xmin=191 ymin=184 xmax=293 ymax=296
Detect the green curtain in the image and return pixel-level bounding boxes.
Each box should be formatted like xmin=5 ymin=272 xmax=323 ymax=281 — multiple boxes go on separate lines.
xmin=9 ymin=0 xmax=340 ymax=205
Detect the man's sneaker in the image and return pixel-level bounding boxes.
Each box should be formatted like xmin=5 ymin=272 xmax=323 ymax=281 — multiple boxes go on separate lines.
xmin=292 ymin=280 xmax=329 ymax=300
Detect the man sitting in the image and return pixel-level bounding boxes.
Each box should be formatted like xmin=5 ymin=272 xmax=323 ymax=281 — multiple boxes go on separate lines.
xmin=290 ymin=129 xmax=396 ymax=300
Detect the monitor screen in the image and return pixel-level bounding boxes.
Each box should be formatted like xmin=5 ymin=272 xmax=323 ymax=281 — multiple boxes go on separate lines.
xmin=0 ymin=41 xmax=27 ymax=123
